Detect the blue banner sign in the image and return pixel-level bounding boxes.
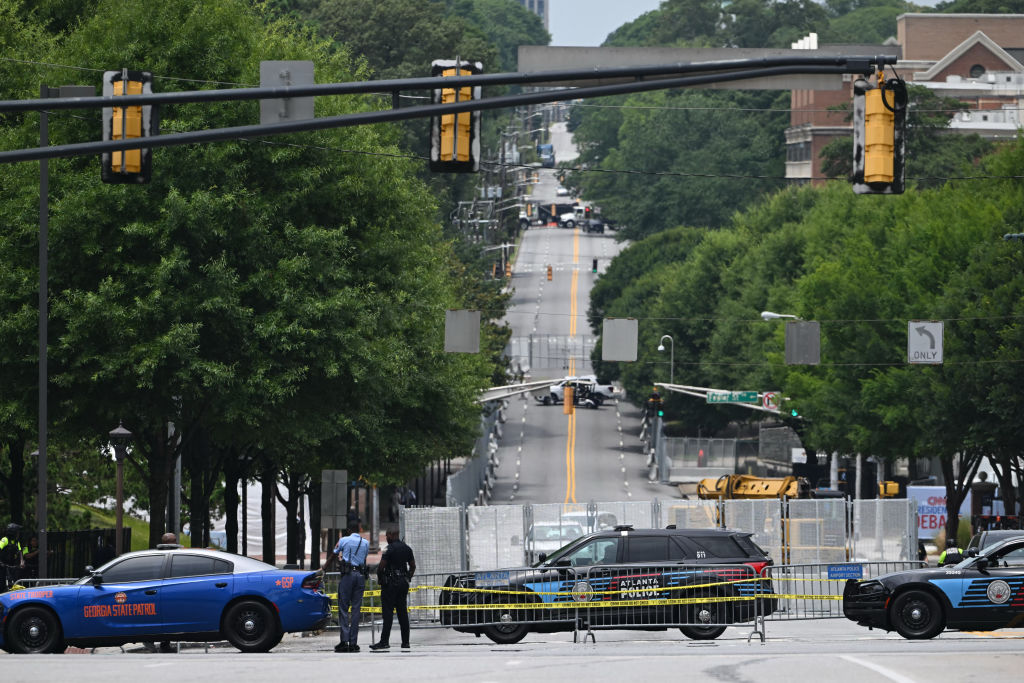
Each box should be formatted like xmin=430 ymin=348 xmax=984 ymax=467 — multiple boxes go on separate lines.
xmin=827 ymin=564 xmax=863 ymax=580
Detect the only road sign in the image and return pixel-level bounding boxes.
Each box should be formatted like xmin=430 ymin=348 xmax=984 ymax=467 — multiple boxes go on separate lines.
xmin=908 ymin=320 xmax=943 ymax=364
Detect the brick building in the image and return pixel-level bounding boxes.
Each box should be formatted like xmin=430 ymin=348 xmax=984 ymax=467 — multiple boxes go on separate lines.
xmin=785 ymin=14 xmax=1024 ymax=184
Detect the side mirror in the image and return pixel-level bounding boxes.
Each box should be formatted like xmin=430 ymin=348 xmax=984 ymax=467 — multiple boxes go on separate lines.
xmin=537 ymin=552 xmax=547 ymax=564
xmin=975 ymin=556 xmax=990 ymax=570
xmin=966 ymin=548 xmax=978 ymax=557
xmin=89 ymin=569 xmax=103 ymax=586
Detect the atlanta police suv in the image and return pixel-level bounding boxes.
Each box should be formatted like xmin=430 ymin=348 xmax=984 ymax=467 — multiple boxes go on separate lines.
xmin=0 ymin=547 xmax=330 ymax=653
xmin=441 ymin=525 xmax=777 ymax=644
xmin=843 ymin=536 xmax=1024 ymax=638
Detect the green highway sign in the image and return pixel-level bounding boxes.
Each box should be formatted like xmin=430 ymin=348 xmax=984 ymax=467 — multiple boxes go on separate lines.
xmin=707 ymin=391 xmax=759 ymax=404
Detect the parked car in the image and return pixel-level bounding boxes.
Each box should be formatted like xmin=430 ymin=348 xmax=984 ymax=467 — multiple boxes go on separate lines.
xmin=0 ymin=548 xmax=330 ymax=654
xmin=967 ymin=529 xmax=1024 ymax=554
xmin=561 ymin=511 xmax=618 ymax=533
xmin=525 ymin=521 xmax=586 ymax=564
xmin=555 ymin=186 xmax=570 ymax=196
xmin=844 ymin=536 xmax=1024 ymax=639
xmin=441 ymin=526 xmax=778 ymax=644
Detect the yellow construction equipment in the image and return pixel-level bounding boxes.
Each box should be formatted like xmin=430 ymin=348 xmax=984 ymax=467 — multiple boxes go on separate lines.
xmin=697 ymin=474 xmax=812 ymax=500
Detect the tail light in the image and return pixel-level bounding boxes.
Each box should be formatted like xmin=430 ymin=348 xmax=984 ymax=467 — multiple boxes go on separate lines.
xmin=746 ymin=561 xmax=769 ymax=575
xmin=301 ymin=572 xmax=324 ymax=592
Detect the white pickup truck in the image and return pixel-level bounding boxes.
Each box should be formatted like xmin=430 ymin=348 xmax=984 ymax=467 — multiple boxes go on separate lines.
xmin=537 ymin=375 xmax=617 ymax=406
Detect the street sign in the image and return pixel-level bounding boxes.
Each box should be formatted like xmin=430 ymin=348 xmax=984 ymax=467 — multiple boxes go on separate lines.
xmin=908 ymin=320 xmax=943 ymax=364
xmin=707 ymin=391 xmax=758 ymax=404
xmin=762 ymin=391 xmax=781 ymax=411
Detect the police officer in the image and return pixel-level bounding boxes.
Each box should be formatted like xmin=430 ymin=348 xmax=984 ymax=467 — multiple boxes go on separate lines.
xmin=370 ymin=529 xmax=416 ymax=651
xmin=331 ymin=524 xmax=369 ymax=653
xmin=1 ymin=523 xmax=24 ymax=591
xmin=939 ymin=538 xmax=964 ymax=566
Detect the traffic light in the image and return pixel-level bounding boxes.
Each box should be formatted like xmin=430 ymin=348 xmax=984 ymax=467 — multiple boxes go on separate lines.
xmin=429 ymin=59 xmax=481 ymax=173
xmin=852 ymin=75 xmax=907 ymax=195
xmin=102 ymin=70 xmax=154 ymax=183
xmin=591 ymin=258 xmax=598 ymax=274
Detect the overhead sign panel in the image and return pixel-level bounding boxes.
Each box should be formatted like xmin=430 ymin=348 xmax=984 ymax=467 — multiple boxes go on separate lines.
xmin=707 ymin=391 xmax=758 ymax=404
xmin=908 ymin=320 xmax=943 ymax=364
xmin=602 ymin=318 xmax=638 ymax=361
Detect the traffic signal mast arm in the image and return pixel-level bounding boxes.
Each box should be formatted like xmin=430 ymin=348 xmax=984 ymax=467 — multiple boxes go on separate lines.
xmin=0 ymin=55 xmax=897 ymax=165
xmin=655 ymin=382 xmax=785 ymax=415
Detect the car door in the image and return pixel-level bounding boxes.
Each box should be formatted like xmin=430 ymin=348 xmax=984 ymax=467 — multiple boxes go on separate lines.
xmin=954 ymin=540 xmax=1024 ymax=630
xmin=617 ymin=535 xmax=671 ymax=625
xmin=79 ymin=554 xmax=166 ymax=639
xmin=160 ymin=553 xmax=235 ymax=634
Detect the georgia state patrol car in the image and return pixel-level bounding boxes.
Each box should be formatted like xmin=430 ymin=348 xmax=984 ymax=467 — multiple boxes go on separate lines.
xmin=0 ymin=547 xmax=330 ymax=654
xmin=843 ymin=536 xmax=1024 ymax=639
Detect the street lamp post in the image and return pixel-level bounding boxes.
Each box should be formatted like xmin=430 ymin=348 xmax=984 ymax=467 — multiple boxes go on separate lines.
xmin=657 ymin=334 xmax=674 ymax=384
xmin=108 ymin=422 xmax=133 ymax=556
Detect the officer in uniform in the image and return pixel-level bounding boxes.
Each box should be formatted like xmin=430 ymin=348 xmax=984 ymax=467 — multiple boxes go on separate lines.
xmin=939 ymin=538 xmax=964 ymax=566
xmin=1 ymin=523 xmax=24 ymax=591
xmin=331 ymin=524 xmax=369 ymax=652
xmin=370 ymin=529 xmax=416 ymax=650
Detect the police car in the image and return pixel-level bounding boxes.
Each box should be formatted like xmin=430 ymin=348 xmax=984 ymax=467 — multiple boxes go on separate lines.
xmin=843 ymin=536 xmax=1024 ymax=638
xmin=0 ymin=547 xmax=330 ymax=654
xmin=441 ymin=526 xmax=777 ymax=644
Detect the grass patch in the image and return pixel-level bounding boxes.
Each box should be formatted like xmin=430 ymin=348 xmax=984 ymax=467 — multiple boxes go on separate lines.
xmin=70 ymin=503 xmax=151 ymax=552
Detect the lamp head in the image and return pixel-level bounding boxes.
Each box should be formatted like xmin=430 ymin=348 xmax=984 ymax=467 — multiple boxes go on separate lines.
xmin=657 ymin=344 xmax=665 ymax=352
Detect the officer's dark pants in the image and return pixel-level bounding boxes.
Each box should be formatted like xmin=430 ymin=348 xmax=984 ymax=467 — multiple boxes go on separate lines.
xmin=338 ymin=571 xmax=367 ymax=645
xmin=379 ymin=580 xmax=410 ymax=646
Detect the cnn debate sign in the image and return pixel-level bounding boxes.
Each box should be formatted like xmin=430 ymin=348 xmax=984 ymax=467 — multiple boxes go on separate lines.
xmin=907 ymin=486 xmax=971 ymax=540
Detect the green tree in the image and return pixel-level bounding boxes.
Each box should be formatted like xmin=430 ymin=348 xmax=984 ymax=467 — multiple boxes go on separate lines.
xmin=0 ymin=0 xmax=491 ymax=547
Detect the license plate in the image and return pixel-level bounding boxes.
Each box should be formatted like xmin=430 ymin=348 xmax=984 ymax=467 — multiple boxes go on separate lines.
xmin=618 ymin=574 xmax=662 ymax=600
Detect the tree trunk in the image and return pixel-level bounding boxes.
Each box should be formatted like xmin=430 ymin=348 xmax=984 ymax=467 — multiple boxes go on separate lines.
xmin=3 ymin=437 xmax=27 ymax=524
xmin=223 ymin=452 xmax=239 ymax=555
xmin=940 ymin=449 xmax=983 ymax=543
xmin=260 ymin=466 xmax=276 ymax=565
xmin=147 ymin=429 xmax=171 ymax=549
xmin=308 ymin=480 xmax=322 ymax=570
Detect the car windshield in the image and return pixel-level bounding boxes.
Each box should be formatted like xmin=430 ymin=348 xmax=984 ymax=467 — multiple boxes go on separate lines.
xmin=538 ymin=537 xmax=620 ymax=568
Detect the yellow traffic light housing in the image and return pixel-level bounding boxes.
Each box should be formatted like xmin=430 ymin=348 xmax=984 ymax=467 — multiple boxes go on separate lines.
xmin=878 ymin=481 xmax=899 ymax=498
xmin=102 ymin=69 xmax=154 ymax=183
xmin=852 ymin=74 xmax=907 ymax=194
xmin=429 ymin=59 xmax=481 ymax=173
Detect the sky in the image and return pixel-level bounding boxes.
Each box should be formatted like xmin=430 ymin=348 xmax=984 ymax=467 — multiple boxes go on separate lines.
xmin=547 ymin=0 xmax=664 ymax=47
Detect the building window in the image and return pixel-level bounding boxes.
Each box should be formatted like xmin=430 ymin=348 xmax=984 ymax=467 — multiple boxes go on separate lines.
xmin=970 ymin=64 xmax=986 ymax=79
xmin=786 ymin=141 xmax=811 ymax=163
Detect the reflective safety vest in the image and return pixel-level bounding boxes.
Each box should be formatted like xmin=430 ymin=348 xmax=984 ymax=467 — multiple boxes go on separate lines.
xmin=939 ymin=547 xmax=963 ymax=565
xmin=0 ymin=536 xmax=23 ymax=565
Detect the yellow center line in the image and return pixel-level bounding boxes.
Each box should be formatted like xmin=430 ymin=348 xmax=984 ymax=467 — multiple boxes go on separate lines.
xmin=565 ymin=227 xmax=580 ymax=504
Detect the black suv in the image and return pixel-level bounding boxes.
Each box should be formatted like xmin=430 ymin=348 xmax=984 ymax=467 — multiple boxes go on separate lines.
xmin=441 ymin=526 xmax=777 ymax=644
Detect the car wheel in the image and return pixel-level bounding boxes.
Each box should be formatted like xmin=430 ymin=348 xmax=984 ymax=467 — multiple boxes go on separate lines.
xmin=890 ymin=590 xmax=944 ymax=639
xmin=483 ymin=620 xmax=529 ymax=645
xmin=679 ymin=625 xmax=727 ymax=640
xmin=541 ymin=395 xmax=551 ymax=406
xmin=223 ymin=600 xmax=280 ymax=653
xmin=565 ymin=220 xmax=575 ymax=229
xmin=7 ymin=606 xmax=63 ymax=654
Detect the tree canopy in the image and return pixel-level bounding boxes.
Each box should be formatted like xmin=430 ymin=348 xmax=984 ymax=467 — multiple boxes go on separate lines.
xmin=0 ymin=0 xmax=496 ymax=543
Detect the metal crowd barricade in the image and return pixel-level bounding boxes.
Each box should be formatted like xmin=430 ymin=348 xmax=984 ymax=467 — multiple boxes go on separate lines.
xmin=11 ymin=577 xmax=78 ymax=588
xmin=410 ymin=567 xmax=584 ymax=638
xmin=760 ymin=560 xmax=925 ymax=621
xmin=578 ymin=563 xmax=769 ymax=643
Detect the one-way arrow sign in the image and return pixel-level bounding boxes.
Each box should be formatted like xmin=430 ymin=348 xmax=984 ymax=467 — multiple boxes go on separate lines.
xmin=908 ymin=320 xmax=943 ymax=364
